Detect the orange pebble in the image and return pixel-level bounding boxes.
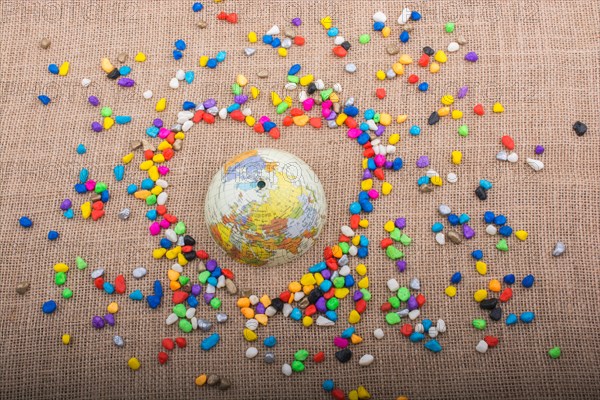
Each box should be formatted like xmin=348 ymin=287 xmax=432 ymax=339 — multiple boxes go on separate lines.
xmin=489 ymin=279 xmax=502 ymax=292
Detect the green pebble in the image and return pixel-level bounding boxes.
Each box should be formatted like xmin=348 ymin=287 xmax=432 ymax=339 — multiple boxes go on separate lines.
xmin=388 ymin=296 xmax=401 ymax=309
xmin=198 ymin=271 xmax=210 ymax=284
xmin=291 ymin=360 xmax=305 ymax=372
xmin=174 ymin=222 xmax=186 ymax=235
xmin=326 ymin=297 xmax=339 ymax=311
xmin=294 ymin=349 xmax=309 ymax=361
xmin=359 ymin=34 xmax=371 ymax=44
xmin=496 ymin=239 xmax=509 ymax=252
xmin=101 ymin=107 xmax=112 ymax=117
xmin=276 ymin=102 xmax=289 ymax=114
xmin=390 ymin=228 xmax=402 ymax=242
xmin=287 ymin=75 xmax=300 ymax=84
xmin=179 ymin=275 xmax=190 ymax=285
xmin=173 ymin=304 xmax=187 ymax=318
xmin=333 ymin=276 xmax=345 ymax=289
xmin=360 ymin=288 xmax=371 ymax=301
xmin=179 ymin=319 xmax=193 ymax=333
xmin=94 ymin=182 xmax=108 ymax=193
xmin=397 ymin=287 xmax=410 ymax=302
xmin=320 ymin=88 xmax=333 ymax=101
xmin=55 ymin=272 xmax=66 ymax=286
xmin=145 ymin=194 xmax=157 ymax=205
xmin=385 ymin=312 xmax=401 ymax=325
xmin=339 ymin=242 xmax=350 ymax=254
xmin=548 ymin=346 xmax=561 ymax=359
xmin=75 ymin=256 xmax=87 ymax=270
xmin=386 ymin=245 xmax=404 ymax=260
xmin=445 ymin=22 xmax=455 ymax=33
xmin=399 ymin=233 xmax=412 ymax=246
xmin=210 ymin=297 xmax=221 ymax=309
xmin=373 ymin=113 xmax=380 ymax=123
xmin=472 ymin=318 xmax=487 ymax=330
xmin=231 ymin=83 xmax=241 ymax=95
xmin=458 ymin=125 xmax=469 ymax=137
xmin=62 ymin=288 xmax=73 ymax=299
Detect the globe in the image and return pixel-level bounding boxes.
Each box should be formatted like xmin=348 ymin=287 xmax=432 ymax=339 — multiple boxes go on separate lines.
xmin=204 ymin=148 xmax=328 ymax=267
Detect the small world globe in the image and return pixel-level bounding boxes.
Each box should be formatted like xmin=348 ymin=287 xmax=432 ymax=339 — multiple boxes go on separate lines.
xmin=204 ymin=148 xmax=327 ymax=267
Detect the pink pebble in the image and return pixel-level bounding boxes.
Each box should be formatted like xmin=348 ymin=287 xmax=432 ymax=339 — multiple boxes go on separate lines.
xmin=321 ymin=100 xmax=332 ymax=109
xmin=158 ymin=166 xmax=170 ymax=175
xmin=367 ymin=189 xmax=379 ymax=199
xmin=322 ymin=108 xmax=332 ymax=118
xmin=158 ymin=128 xmax=171 ymax=139
xmin=159 ymin=219 xmax=170 ymax=229
xmin=149 ymin=222 xmax=160 ymax=236
xmin=85 ymin=180 xmax=96 ymax=191
xmin=333 ymin=337 xmax=349 ymax=348
xmin=347 ymin=128 xmax=361 ymax=139
xmin=302 ymin=98 xmax=315 ymax=111
xmin=374 ymin=154 xmax=386 ymax=167
xmin=258 ymin=116 xmax=270 ymax=124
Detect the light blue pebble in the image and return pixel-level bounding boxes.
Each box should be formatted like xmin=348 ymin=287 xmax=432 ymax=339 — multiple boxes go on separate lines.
xmin=364 ymin=109 xmax=375 ymax=120
xmin=200 ymin=333 xmax=220 ymax=351
xmin=409 ymin=332 xmax=425 ymax=342
xmin=417 ymin=176 xmax=430 ymax=185
xmin=129 ymin=290 xmax=144 ymax=300
xmin=349 ymin=202 xmax=362 ymax=214
xmin=480 ymin=179 xmax=493 ymax=190
xmin=103 ymin=282 xmax=115 ymax=294
xmin=216 ymin=51 xmax=227 ymax=62
xmin=341 ymin=327 xmax=355 ymax=339
xmin=76 ymin=144 xmax=86 ymax=154
xmin=325 ymin=310 xmax=338 ymax=322
xmin=327 ymin=27 xmax=339 ymax=37
xmin=409 ymin=125 xmax=421 ymax=136
xmin=290 ymin=308 xmax=302 ymax=321
xmin=79 ymin=168 xmax=89 ymax=183
xmin=141 ymin=178 xmax=154 ymax=190
xmin=520 ymin=311 xmax=535 ymax=323
xmin=115 ymin=116 xmax=131 ymax=124
xmin=185 ymin=70 xmax=194 ymax=84
xmin=424 ymin=339 xmax=442 ymax=353
xmin=146 ymin=209 xmax=157 ymax=220
xmin=506 ymin=313 xmax=518 ymax=325
xmin=459 ymin=213 xmax=470 ymax=224
xmin=113 ymin=165 xmax=124 ymax=181
xmin=63 ymin=209 xmax=74 ymax=219
xmin=146 ymin=126 xmax=159 ymax=137
xmin=432 ymin=222 xmax=444 ymax=232
xmin=119 ymin=65 xmax=131 ymax=76
xmin=127 ymin=184 xmax=137 ymax=195
xmin=322 ymin=380 xmax=335 ymax=391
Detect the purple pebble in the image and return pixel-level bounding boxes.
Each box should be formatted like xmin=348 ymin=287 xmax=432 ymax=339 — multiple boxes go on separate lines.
xmin=416 ymin=155 xmax=429 ymax=168
xmin=352 ymin=290 xmax=363 ymax=301
xmin=291 ymin=17 xmax=302 ymax=26
xmin=255 ymin=303 xmax=265 ymax=314
xmin=384 ymin=160 xmax=393 ymax=169
xmin=315 ymin=297 xmax=327 ymax=313
xmin=325 ymin=111 xmax=337 ymax=121
xmin=206 ymin=259 xmax=217 ymax=272
xmin=396 ymin=260 xmax=407 ymax=273
xmin=91 ymin=121 xmax=102 ymax=132
xmin=321 ymin=269 xmax=331 ymax=280
xmin=191 ymin=284 xmax=201 ymax=296
xmin=407 ymin=295 xmax=418 ymax=310
xmin=103 ymin=313 xmax=115 ymax=326
xmin=153 ymin=118 xmax=163 ymax=128
xmin=88 ymin=96 xmax=100 ymax=107
xmin=362 ymin=169 xmax=373 ymax=179
xmin=464 ymin=52 xmax=478 ymax=62
xmin=395 ymin=218 xmax=406 ymax=230
xmin=91 ymin=316 xmax=105 ymax=329
xmin=203 ymin=98 xmax=216 ymax=109
xmin=535 ymin=145 xmax=544 ymax=155
xmin=375 ymin=125 xmax=385 ymax=136
xmin=463 ymin=224 xmax=475 ymax=239
xmin=60 ymin=199 xmax=72 ymax=211
xmin=457 ymin=86 xmax=469 ymax=99
xmin=117 ymin=78 xmax=135 ymax=87
xmin=203 ymin=293 xmax=214 ymax=304
xmin=234 ymin=94 xmax=248 ymax=105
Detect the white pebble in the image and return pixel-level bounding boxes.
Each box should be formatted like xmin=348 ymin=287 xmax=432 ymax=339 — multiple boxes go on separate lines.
xmin=334 ymin=36 xmax=345 ymax=45
xmin=338 ymin=265 xmax=351 ymax=276
xmin=316 ymin=316 xmax=335 ymax=326
xmin=81 ymin=78 xmax=91 ymax=87
xmin=486 ymin=224 xmax=497 ymax=235
xmin=284 ymin=83 xmax=297 ymax=90
xmin=249 ymin=295 xmax=259 ymax=305
xmin=552 ymin=242 xmax=566 ymax=257
xmin=409 ymin=277 xmax=420 ymax=290
xmin=113 ymin=335 xmax=124 ymax=347
xmin=496 ymin=150 xmax=508 ymax=161
xmin=436 ymin=319 xmax=447 ymax=333
xmin=266 ymin=25 xmax=280 ymax=35
xmin=373 ymin=11 xmax=387 ymax=23
xmin=143 ymin=90 xmax=153 ymax=99
xmin=265 ymin=306 xmax=277 ymax=317
xmin=245 ymin=319 xmax=259 ymax=330
xmin=155 ymin=179 xmax=168 ymax=188
xmin=387 ymin=278 xmax=400 ymax=292
xmin=91 ymin=269 xmax=104 ymax=279
xmin=428 ymin=327 xmax=438 ymax=338
xmin=373 ymin=328 xmax=384 ymax=339
xmin=282 ymin=303 xmax=293 ymax=317
xmin=298 ymin=91 xmax=307 ymax=102
xmin=447 ymin=172 xmax=458 ymax=183
xmin=526 ymin=158 xmax=544 ymax=171
xmin=315 ymin=79 xmax=325 ymax=90
xmin=398 ymin=8 xmax=411 ymax=25
xmin=281 ymin=38 xmax=292 ymax=49
xmin=216 ymin=313 xmax=228 ymax=323
xmin=348 ymin=245 xmax=358 ymax=256
xmin=435 ymin=232 xmax=446 ymax=245
xmin=282 ymin=363 xmax=292 ymax=376
xmin=185 ymin=307 xmax=196 ymax=319
xmin=245 ymin=347 xmax=259 ymax=359
xmin=507 ymin=152 xmax=519 ymax=163
xmin=132 ymin=267 xmax=147 ymax=279
xmin=175 ymin=69 xmax=185 ymax=80
xmin=191 ymin=317 xmax=198 ymax=330
xmin=157 ymin=192 xmax=168 ymax=205
xmin=293 ymin=291 xmax=305 ymax=302
xmin=345 ymin=63 xmax=357 ymax=73
xmin=439 ymin=204 xmax=451 ymax=216
xmin=408 ymin=309 xmax=421 ymax=320
xmin=166 ymin=313 xmax=178 ymax=325
xmin=426 ymin=169 xmax=439 ymax=177
xmin=165 ymin=229 xmax=177 ymax=242
xmin=171 ymin=263 xmax=183 ymax=273
xmin=359 ymin=354 xmax=375 ymax=366
xmin=340 ymin=225 xmax=354 ymax=237
xmin=244 ymin=47 xmax=256 ymax=56
xmin=333 ymin=83 xmax=342 ymax=93
xmin=447 ymin=42 xmax=460 ymax=52
xmin=476 ymin=340 xmax=489 ymax=353
xmin=169 ymin=77 xmax=179 ymax=89
xmin=414 ymin=323 xmax=424 ymax=333
xmin=242 ymin=107 xmax=252 ymax=116
xmin=218 ymin=108 xmax=228 ymax=120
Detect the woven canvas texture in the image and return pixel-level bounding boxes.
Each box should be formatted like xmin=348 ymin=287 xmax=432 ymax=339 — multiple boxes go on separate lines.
xmin=1 ymin=0 xmax=599 ymax=399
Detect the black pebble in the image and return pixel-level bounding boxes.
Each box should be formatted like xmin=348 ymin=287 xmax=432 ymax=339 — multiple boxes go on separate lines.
xmin=107 ymin=68 xmax=121 ymax=80
xmin=307 ymin=287 xmax=323 ymax=304
xmin=270 ymin=298 xmax=284 ymax=311
xmin=341 ymin=41 xmax=351 ymax=51
xmin=423 ymin=46 xmax=435 ymax=56
xmin=475 ymin=186 xmax=487 ymax=200
xmin=183 ymin=235 xmax=196 ymax=246
xmin=573 ymin=121 xmax=587 ymax=136
xmin=307 ymin=82 xmax=317 ymax=95
xmin=428 ymin=111 xmax=440 ymax=125
xmin=489 ymin=307 xmax=503 ymax=321
xmin=335 ymin=348 xmax=352 ymax=363
xmin=480 ymin=298 xmax=498 ymax=310
xmin=183 ymin=251 xmax=196 ymax=261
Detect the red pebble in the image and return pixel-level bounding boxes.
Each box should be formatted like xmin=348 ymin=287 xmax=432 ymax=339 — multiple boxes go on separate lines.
xmin=355 ymin=299 xmax=367 ymax=314
xmin=331 ymin=389 xmax=345 ymax=400
xmin=501 ymin=135 xmax=515 ymax=150
xmin=94 ymin=277 xmax=104 ymax=290
xmin=313 ymin=351 xmax=325 ymax=363
xmin=293 ymin=36 xmax=305 ymax=46
xmin=376 ymin=88 xmax=386 ymax=99
xmin=114 ymin=274 xmax=126 ymax=294
xmin=323 ymin=247 xmax=333 ymax=259
xmin=282 ymin=116 xmax=293 ymax=127
xmin=499 ymin=287 xmax=513 ymax=302
xmin=172 ymin=291 xmax=189 ymax=304
xmin=323 ymin=287 xmax=335 ymax=300
xmin=156 ymin=205 xmax=167 ymax=215
xmin=290 ymin=108 xmax=303 ymax=117
xmin=165 ymin=132 xmax=175 ymax=144
xmin=332 ymin=46 xmax=347 ymax=58
xmin=325 ymin=258 xmax=338 ymax=270
xmin=162 ymin=338 xmax=175 ymax=351
xmin=268 ymin=127 xmax=280 ymax=139
xmin=345 ymin=117 xmax=357 ymax=128
xmin=164 ymin=214 xmax=178 ymax=223
xmin=158 ymin=351 xmax=169 ymax=364
xmin=91 ymin=209 xmax=105 ymax=221
xmin=221 ymin=268 xmax=234 ymax=279
xmin=216 ymin=11 xmax=228 ymax=20
xmin=338 ymin=235 xmax=350 ymax=243
xmin=309 ymin=117 xmax=322 ymax=128
xmin=230 ymin=110 xmax=245 ymax=121
xmin=163 ymin=148 xmax=174 ymax=161
xmin=304 ymin=304 xmax=317 ymax=316
xmin=373 ymin=168 xmax=385 ymax=180
xmin=181 ymin=245 xmax=193 ymax=253
xmin=380 ymin=237 xmax=393 ymax=249
xmin=473 ymin=104 xmax=485 ymax=115
xmin=144 ymin=149 xmax=154 ymax=160
xmin=91 ymin=201 xmax=104 ymax=210
xmin=203 ymin=113 xmax=215 ymax=124
xmin=349 ymin=215 xmax=360 ymax=230
xmin=192 ymin=110 xmax=204 ymax=123
xmin=195 ymin=250 xmax=209 ymax=259
xmin=253 ymin=123 xmax=265 ymax=133
xmin=279 ymin=291 xmax=291 ymax=303
xmin=400 ymin=323 xmax=413 ymax=337
xmin=380 ymin=302 xmax=392 ymax=312
xmin=416 ymin=293 xmax=426 ymax=307
xmin=408 ymin=74 xmax=419 ymax=84
xmin=225 ymin=13 xmax=238 ymax=23
xmin=363 ymin=147 xmax=375 ymax=158
xmin=175 ymin=337 xmax=187 ymax=348
xmin=418 ymin=54 xmax=430 ymax=67
xmin=484 ymin=336 xmax=499 ymax=347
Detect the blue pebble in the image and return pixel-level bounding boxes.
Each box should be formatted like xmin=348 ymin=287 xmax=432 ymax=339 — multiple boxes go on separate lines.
xmin=185 ymin=71 xmax=195 ymax=84
xmin=100 ymin=190 xmax=109 ymax=203
xmin=459 ymin=213 xmax=470 ymax=224
xmin=38 ymin=95 xmax=51 ymax=105
xmin=424 ymin=339 xmax=442 ymax=353
xmin=160 ymin=238 xmax=173 ymax=249
xmin=119 ymin=65 xmax=131 ymax=76
xmin=373 ymin=22 xmax=384 ymax=31
xmin=483 ymin=211 xmax=495 ymax=223
xmin=262 ymin=35 xmax=273 ymax=44
xmin=349 ymin=202 xmax=362 ymax=214
xmin=447 ymin=214 xmax=459 ymax=226
xmin=146 ymin=209 xmax=158 ymax=221
xmin=520 ymin=312 xmax=535 ymax=323
xmin=418 ymin=82 xmax=429 ymax=92
xmin=182 ymin=100 xmax=196 ymax=110
xmin=422 ymin=319 xmax=433 ymax=332
xmin=506 ymin=313 xmax=518 ymax=325
xmin=409 ymin=332 xmax=425 ymax=342
xmin=341 ymin=327 xmax=355 ymax=339
xmin=480 ymin=179 xmax=493 ymax=190
xmin=357 ymin=133 xmax=370 ymax=145
xmin=344 ymin=105 xmax=359 ymax=117
xmin=63 ymin=209 xmax=74 ymax=219
xmin=192 ymin=2 xmax=203 ymax=12
xmin=451 ymin=272 xmax=462 ymax=284
xmin=102 ymin=282 xmax=115 ymax=294
xmin=322 ymin=380 xmax=335 ymax=392
xmin=141 ymin=178 xmax=154 ymax=190
xmin=175 ymin=39 xmax=186 ymax=50
xmin=201 ymin=333 xmax=220 ymax=351
xmin=357 ymin=246 xmax=369 ymax=258
xmin=271 ymin=38 xmax=281 ymax=48
xmin=471 ymin=250 xmax=484 ymax=260
xmin=173 ymin=50 xmax=183 ymax=60
xmin=187 ymin=295 xmax=198 ymax=308
xmin=367 ymin=158 xmax=376 ymax=170
xmin=19 ymin=216 xmax=33 ymax=228
xmin=48 ymin=64 xmax=59 ymax=74
xmin=216 ymin=51 xmax=227 ymax=62
xmin=226 ymin=103 xmax=240 ymax=113
xmin=503 ymin=274 xmax=515 ymax=285
xmin=42 ymin=300 xmax=57 ymax=314
xmin=521 ymin=274 xmax=535 ymax=288
xmin=129 ymin=290 xmax=144 ymax=301
xmin=359 ymin=122 xmax=370 ymax=131
xmin=206 ymin=58 xmax=218 ymax=68
xmin=153 ymin=280 xmax=163 ymax=297
xmin=76 ymin=144 xmax=86 ymax=154
xmin=411 ymin=11 xmax=422 ymax=21
xmin=392 ymin=157 xmax=403 ymax=170
xmin=113 ymin=165 xmax=124 ymax=181
xmin=400 ymin=30 xmax=410 ymax=43
xmin=127 ymin=184 xmax=138 ymax=195
xmin=325 ymin=310 xmax=338 ymax=322
xmin=327 ymin=27 xmax=339 ymax=37
xmin=48 ymin=230 xmax=59 ymax=241
xmin=263 ymin=336 xmax=277 ymax=348
xmin=207 ymin=277 xmax=218 ymax=287
xmin=417 ymin=176 xmax=430 ymax=185
xmin=288 ymin=64 xmax=301 ymax=75
xmin=79 ymin=168 xmax=89 ymax=183
xmin=74 ymin=183 xmax=87 ymax=193
xmin=147 ymin=294 xmax=161 ymax=308
xmin=494 ymin=215 xmax=507 ymax=225
xmin=290 ymin=308 xmax=302 ymax=321
xmin=498 ymin=225 xmax=513 ymax=237
xmin=211 ymin=267 xmax=222 ymax=278
xmin=364 ymin=109 xmax=375 ymax=120
xmin=115 ymin=116 xmax=131 ymax=124
xmin=432 ymin=222 xmax=444 ymax=233
xmin=146 ymin=126 xmax=159 ymax=137
xmin=263 ymin=121 xmax=276 ymax=132
xmin=360 ymin=200 xmax=373 ymax=213
xmin=309 ymin=262 xmax=326 ymax=273
xmin=344 ymin=275 xmax=355 ymax=287
xmin=409 ymin=125 xmax=421 ymax=136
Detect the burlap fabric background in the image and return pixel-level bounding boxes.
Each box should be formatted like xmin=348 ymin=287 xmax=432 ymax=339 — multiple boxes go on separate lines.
xmin=1 ymin=0 xmax=599 ymax=398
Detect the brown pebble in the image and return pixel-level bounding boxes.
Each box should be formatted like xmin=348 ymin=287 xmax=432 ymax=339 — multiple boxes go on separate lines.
xmin=403 ymin=23 xmax=413 ymax=32
xmin=180 ymin=284 xmax=191 ymax=293
xmin=298 ymin=297 xmax=310 ymax=309
xmin=419 ymin=184 xmax=433 ymax=193
xmin=240 ymin=289 xmax=253 ymax=298
xmin=314 ymin=97 xmax=322 ymax=105
xmin=284 ymin=28 xmax=295 ymax=38
xmin=197 ymin=20 xmax=207 ymax=29
xmin=257 ymin=70 xmax=269 ymax=78
xmin=141 ymin=139 xmax=156 ymax=151
xmin=218 ymin=378 xmax=231 ymax=390
xmin=172 ymin=139 xmax=183 ymax=151
xmin=457 ymin=36 xmax=468 ymax=45
xmin=447 ymin=231 xmax=462 ymax=244
xmin=16 ymin=281 xmax=30 ymax=295
xmin=386 ymin=45 xmax=400 ymax=55
xmin=333 ymin=103 xmax=341 ymax=114
xmin=40 ymin=38 xmax=51 ymax=49
xmin=225 ymin=279 xmax=237 ymax=295
xmin=90 ymin=193 xmax=101 ymax=202
xmin=117 ymin=52 xmax=128 ymax=63
xmin=130 ymin=140 xmax=142 ymax=150
xmin=197 ymin=261 xmax=206 ymax=273
xmin=206 ymin=375 xmax=220 ymax=386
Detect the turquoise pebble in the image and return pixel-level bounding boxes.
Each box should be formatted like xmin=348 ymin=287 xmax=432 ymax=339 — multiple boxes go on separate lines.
xmin=480 ymin=179 xmax=493 ymax=190
xmin=506 ymin=313 xmax=518 ymax=325
xmin=341 ymin=326 xmax=355 ymax=338
xmin=424 ymin=339 xmax=442 ymax=353
xmin=263 ymin=336 xmax=277 ymax=348
xmin=146 ymin=209 xmax=157 ymax=220
xmin=422 ymin=319 xmax=433 ymax=331
xmin=113 ymin=165 xmax=124 ymax=181
xmin=63 ymin=209 xmax=74 ymax=219
xmin=129 ymin=290 xmax=144 ymax=301
xmin=42 ymin=300 xmax=57 ymax=314
xmin=146 ymin=126 xmax=159 ymax=137
xmin=201 ymin=333 xmax=220 ymax=350
xmin=322 ymin=380 xmax=335 ymax=392
xmin=327 ymin=27 xmax=339 ymax=37
xmin=349 ymin=202 xmax=361 ymax=214
xmin=432 ymin=222 xmax=444 ymax=232
xmin=520 ymin=311 xmax=535 ymax=323
xmin=127 ymin=184 xmax=138 ymax=194
xmin=185 ymin=70 xmax=195 ymax=84
xmin=364 ymin=109 xmax=375 ymax=120
xmin=115 ymin=116 xmax=131 ymax=124
xmin=409 ymin=125 xmax=421 ymax=136
xmin=290 ymin=308 xmax=302 ymax=320
xmin=79 ymin=168 xmax=89 ymax=183
xmin=119 ymin=66 xmax=131 ymax=76
xmin=417 ymin=176 xmax=430 ymax=185
xmin=76 ymin=144 xmax=86 ymax=154
xmin=409 ymin=332 xmax=425 ymax=342
xmin=216 ymin=51 xmax=227 ymax=62
xmin=103 ymin=282 xmax=115 ymax=294
xmin=458 ymin=213 xmax=470 ymax=224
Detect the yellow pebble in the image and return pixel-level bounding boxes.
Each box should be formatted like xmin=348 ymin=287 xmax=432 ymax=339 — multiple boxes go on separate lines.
xmin=351 ymin=235 xmax=361 ymax=246
xmin=438 ymin=107 xmax=450 ymax=117
xmin=284 ymin=96 xmax=293 ymax=106
xmin=299 ymin=74 xmax=314 ymax=86
xmin=53 ymin=263 xmax=69 ymax=273
xmin=288 ymin=281 xmax=302 ymax=293
xmin=430 ymin=62 xmax=440 ymax=73
xmin=396 ymin=114 xmax=408 ymax=123
xmin=320 ymin=16 xmax=332 ymax=29
xmin=314 ymin=273 xmax=324 ymax=285
xmin=430 ymin=175 xmax=443 ymax=186
xmin=152 ymin=248 xmax=167 ymax=259
xmin=348 ymin=310 xmax=361 ymax=324
xmin=357 ymin=386 xmax=371 ymax=399
xmin=391 ymin=63 xmax=405 ymax=75
xmin=397 ymin=397 xmax=409 ymax=400
xmin=243 ymin=328 xmax=258 ymax=342
xmin=250 ymin=86 xmax=260 ymax=99
xmin=475 ymin=261 xmax=487 ymax=275
xmin=236 ymin=74 xmax=248 ymax=87
xmin=155 ymin=98 xmax=166 ymax=112
xmin=157 ymin=141 xmax=172 ymax=151
xmin=139 ymin=160 xmax=153 ymax=171
xmin=58 ymin=61 xmax=70 ymax=76
xmin=356 ymin=264 xmax=367 ymax=276
xmin=493 ymin=102 xmax=505 ymax=113
xmin=357 ymin=277 xmax=369 ymax=289
xmin=335 ymin=114 xmax=348 ymax=126
xmin=148 ymin=166 xmax=160 ymax=181
xmin=334 ymin=288 xmax=349 ymax=299
xmin=152 ymin=154 xmax=165 ymax=163
xmin=474 ymin=289 xmax=488 ymax=302
xmin=515 ymin=230 xmax=528 ymax=241
xmin=128 ymin=357 xmax=141 ymax=370
xmin=445 ymin=285 xmax=457 ymax=297
xmin=247 ymin=31 xmax=257 ymax=43
xmin=434 ymin=50 xmax=447 ymax=63
xmin=349 ymin=390 xmax=359 ymax=400
xmin=361 ymin=179 xmax=373 ymax=191
xmin=278 ymin=48 xmax=287 ymax=57
xmin=302 ymin=316 xmax=313 ymax=327
xmin=382 ymin=182 xmax=393 ymax=195
xmin=150 ymin=185 xmax=163 ymax=195
xmin=451 ymin=150 xmax=462 ymax=165
xmin=329 ymin=93 xmax=339 ymax=103
xmin=259 ymin=295 xmax=271 ymax=307
xmin=293 ymin=115 xmax=309 ymax=127
xmin=399 ymin=54 xmax=413 ymax=65
xmin=199 ymin=55 xmax=208 ymax=67
xmin=376 ymin=70 xmax=386 ymax=80
xmin=100 ymin=58 xmax=115 ymax=74
xmin=245 ymin=115 xmax=255 ymax=126
xmin=103 ymin=117 xmax=114 ymax=130
xmin=300 ymin=273 xmax=316 ymax=286
xmin=379 ymin=113 xmax=392 ymax=126
xmin=255 ymin=314 xmax=268 ymax=326
xmin=134 ymin=52 xmax=146 ymax=62
xmin=489 ymin=279 xmax=502 ymax=292
xmin=271 ymin=92 xmax=282 ymax=106
xmin=122 ymin=152 xmax=134 ymax=164
xmin=195 ymin=374 xmax=207 ymax=386
xmin=384 ymin=220 xmax=395 ymax=232
xmin=61 ymin=334 xmax=71 ymax=345
xmin=389 ymin=133 xmax=400 ymax=144
xmin=81 ymin=202 xmax=91 ymax=219
xmin=174 ymin=132 xmax=185 ymax=140
xmin=441 ymin=94 xmax=454 ymax=105
xmin=382 ymin=26 xmax=391 ymax=38
xmin=451 ymin=110 xmax=463 ymax=119
xmin=107 ymin=302 xmax=119 ymax=314
xmin=362 ymin=158 xmax=368 ymax=169
xmin=358 ymin=219 xmax=369 ymax=228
